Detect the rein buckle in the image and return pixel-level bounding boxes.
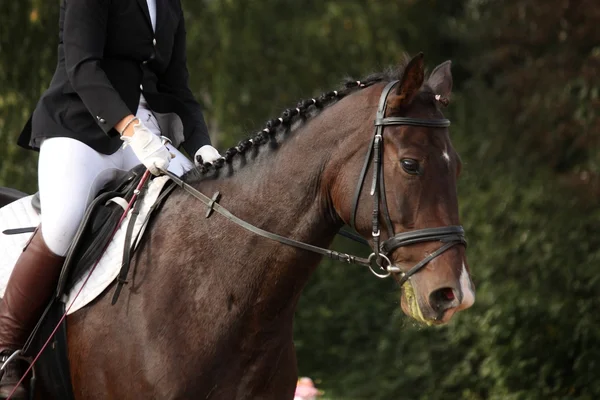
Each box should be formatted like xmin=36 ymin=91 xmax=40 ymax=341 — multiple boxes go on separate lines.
xmin=205 ymin=191 xmax=221 ymax=218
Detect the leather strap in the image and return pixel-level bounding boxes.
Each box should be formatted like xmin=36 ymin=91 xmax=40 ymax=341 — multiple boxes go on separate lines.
xmin=111 ymin=180 xmax=177 ymax=305
xmin=370 ymin=133 xmax=382 ymax=257
xmin=396 ymin=241 xmax=460 ymax=286
xmin=111 ymin=180 xmax=148 ymax=305
xmin=381 ymin=226 xmax=466 ymax=254
xmin=378 ymin=143 xmax=395 ymax=238
xmin=2 ymin=227 xmax=36 ymax=235
xmin=349 ymin=133 xmax=375 ymax=231
xmin=350 ymin=81 xmax=397 ymax=231
xmin=374 ymin=117 xmax=450 ymax=128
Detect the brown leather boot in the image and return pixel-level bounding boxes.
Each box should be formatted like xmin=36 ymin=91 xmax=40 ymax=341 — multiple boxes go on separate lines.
xmin=0 ymin=228 xmax=65 ymax=399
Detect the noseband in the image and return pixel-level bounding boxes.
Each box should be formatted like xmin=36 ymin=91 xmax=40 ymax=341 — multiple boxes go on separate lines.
xmin=161 ymin=80 xmax=465 ymax=283
xmin=349 ymin=80 xmax=466 ymax=282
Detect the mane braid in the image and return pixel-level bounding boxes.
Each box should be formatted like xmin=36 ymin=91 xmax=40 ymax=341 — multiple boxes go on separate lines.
xmin=184 ymin=69 xmax=403 ymax=183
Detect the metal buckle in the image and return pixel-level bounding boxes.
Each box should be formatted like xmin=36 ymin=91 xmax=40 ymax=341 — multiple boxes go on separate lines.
xmin=337 ymin=253 xmax=352 ymax=264
xmin=205 ymin=191 xmax=221 ymax=218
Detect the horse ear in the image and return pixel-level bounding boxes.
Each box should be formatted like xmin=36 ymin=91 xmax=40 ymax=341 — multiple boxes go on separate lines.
xmin=391 ymin=52 xmax=425 ymax=108
xmin=428 ymin=60 xmax=453 ymax=99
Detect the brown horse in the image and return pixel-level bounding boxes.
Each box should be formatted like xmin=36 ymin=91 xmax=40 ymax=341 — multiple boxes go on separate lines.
xmin=21 ymin=54 xmax=474 ymax=399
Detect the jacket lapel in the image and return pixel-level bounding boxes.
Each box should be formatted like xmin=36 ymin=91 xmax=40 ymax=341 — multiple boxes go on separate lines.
xmin=136 ymin=0 xmax=153 ymax=31
xmin=154 ymin=0 xmax=167 ymax=34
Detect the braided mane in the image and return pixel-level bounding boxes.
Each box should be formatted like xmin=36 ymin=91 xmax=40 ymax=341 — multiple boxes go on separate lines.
xmin=183 ymin=69 xmax=405 ymax=183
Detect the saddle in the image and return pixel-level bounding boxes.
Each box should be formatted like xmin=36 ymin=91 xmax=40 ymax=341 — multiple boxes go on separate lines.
xmin=1 ymin=165 xmax=176 ymax=400
xmin=4 ymin=165 xmax=147 ymax=294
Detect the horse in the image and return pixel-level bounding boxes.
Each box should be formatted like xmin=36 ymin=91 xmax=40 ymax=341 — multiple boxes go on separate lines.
xmin=3 ymin=53 xmax=475 ymax=399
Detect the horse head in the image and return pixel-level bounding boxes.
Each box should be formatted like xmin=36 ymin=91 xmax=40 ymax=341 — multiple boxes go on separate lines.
xmin=329 ymin=53 xmax=475 ymax=325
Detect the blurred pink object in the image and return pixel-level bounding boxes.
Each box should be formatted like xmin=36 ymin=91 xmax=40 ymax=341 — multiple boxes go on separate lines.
xmin=294 ymin=377 xmax=322 ymax=400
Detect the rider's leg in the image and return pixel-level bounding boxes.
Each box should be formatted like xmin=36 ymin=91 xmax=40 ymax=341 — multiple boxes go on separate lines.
xmin=0 ymin=229 xmax=64 ymax=399
xmin=0 ymin=137 xmax=122 ymax=399
xmin=39 ymin=138 xmax=124 ymax=257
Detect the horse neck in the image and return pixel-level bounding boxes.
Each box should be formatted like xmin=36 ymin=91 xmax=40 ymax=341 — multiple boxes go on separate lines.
xmin=195 ymin=119 xmax=343 ymax=259
xmin=182 ymin=93 xmax=372 ymax=317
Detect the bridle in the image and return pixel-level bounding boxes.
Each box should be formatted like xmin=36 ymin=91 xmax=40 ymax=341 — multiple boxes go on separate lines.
xmin=348 ymin=80 xmax=466 ymax=282
xmin=160 ymin=79 xmax=466 ymax=283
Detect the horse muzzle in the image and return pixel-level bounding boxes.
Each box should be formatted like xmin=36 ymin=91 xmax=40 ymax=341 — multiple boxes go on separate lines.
xmin=398 ymin=262 xmax=475 ymax=325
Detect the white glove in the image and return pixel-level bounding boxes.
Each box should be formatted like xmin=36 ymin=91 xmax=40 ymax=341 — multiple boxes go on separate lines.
xmin=121 ymin=121 xmax=171 ymax=175
xmin=194 ymin=145 xmax=221 ymax=166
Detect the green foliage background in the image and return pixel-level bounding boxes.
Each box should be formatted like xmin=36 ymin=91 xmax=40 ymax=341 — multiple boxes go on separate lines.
xmin=1 ymin=1 xmax=599 ymax=399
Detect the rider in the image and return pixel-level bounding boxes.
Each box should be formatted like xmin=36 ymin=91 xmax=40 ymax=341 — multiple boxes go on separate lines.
xmin=0 ymin=0 xmax=220 ymax=398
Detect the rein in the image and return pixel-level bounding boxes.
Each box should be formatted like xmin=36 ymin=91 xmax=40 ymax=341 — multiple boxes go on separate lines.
xmin=160 ymin=169 xmax=374 ymax=269
xmin=161 ymin=80 xmax=466 ymax=281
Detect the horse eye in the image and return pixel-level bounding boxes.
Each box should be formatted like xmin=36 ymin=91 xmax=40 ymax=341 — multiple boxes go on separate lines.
xmin=400 ymin=158 xmax=421 ymax=175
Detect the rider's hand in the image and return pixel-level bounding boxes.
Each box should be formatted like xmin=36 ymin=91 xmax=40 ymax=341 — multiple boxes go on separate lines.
xmin=120 ymin=120 xmax=171 ymax=175
xmin=194 ymin=145 xmax=221 ymax=166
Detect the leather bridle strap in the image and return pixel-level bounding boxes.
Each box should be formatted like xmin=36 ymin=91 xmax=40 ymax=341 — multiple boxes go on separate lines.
xmin=349 ymin=81 xmax=452 ymax=234
xmin=350 ymin=80 xmax=395 ymax=233
xmin=381 ymin=225 xmax=466 ymax=254
xmin=396 ymin=241 xmax=458 ymax=286
xmin=380 ymin=225 xmax=466 ymax=285
xmin=349 ymin=128 xmax=376 ymax=232
xmin=375 ymin=117 xmax=452 ymax=128
xmin=348 ymin=79 xmax=463 ymax=280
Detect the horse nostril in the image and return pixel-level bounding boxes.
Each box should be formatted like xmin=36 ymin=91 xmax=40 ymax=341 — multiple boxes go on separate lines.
xmin=429 ymin=287 xmax=459 ymax=312
xmin=442 ymin=287 xmax=455 ymax=300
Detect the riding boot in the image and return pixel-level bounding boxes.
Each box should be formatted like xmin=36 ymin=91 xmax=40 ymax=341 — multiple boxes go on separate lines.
xmin=0 ymin=228 xmax=65 ymax=399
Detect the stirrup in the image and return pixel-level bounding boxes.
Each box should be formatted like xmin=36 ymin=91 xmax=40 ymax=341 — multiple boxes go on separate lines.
xmin=0 ymin=349 xmax=35 ymax=393
xmin=0 ymin=350 xmax=23 ymax=380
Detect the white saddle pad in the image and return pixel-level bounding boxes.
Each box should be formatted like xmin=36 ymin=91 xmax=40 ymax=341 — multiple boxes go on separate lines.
xmin=0 ymin=176 xmax=170 ymax=314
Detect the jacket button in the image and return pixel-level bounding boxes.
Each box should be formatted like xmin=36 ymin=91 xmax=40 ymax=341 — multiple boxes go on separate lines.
xmin=97 ymin=117 xmax=106 ymax=124
xmin=140 ymin=84 xmax=143 ymax=90
xmin=142 ymin=60 xmax=148 ymax=65
xmin=152 ymin=38 xmax=156 ymax=46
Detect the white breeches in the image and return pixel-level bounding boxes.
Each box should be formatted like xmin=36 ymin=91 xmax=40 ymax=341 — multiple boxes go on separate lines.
xmin=39 ymin=107 xmax=194 ymax=256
